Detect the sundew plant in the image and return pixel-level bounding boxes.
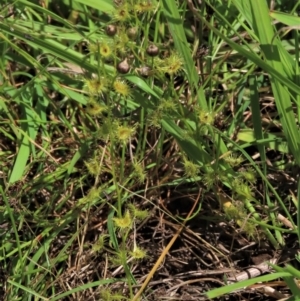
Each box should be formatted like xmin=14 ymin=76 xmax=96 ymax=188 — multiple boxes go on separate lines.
xmin=1 ymin=0 xmax=300 ymax=300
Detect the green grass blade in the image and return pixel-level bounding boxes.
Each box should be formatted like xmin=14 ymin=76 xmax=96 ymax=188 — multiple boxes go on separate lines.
xmin=74 ymin=0 xmax=114 ymax=12
xmin=235 ymin=0 xmax=300 ymax=165
xmin=161 ymin=0 xmax=207 ymax=108
xmin=206 ymin=272 xmax=291 ymax=298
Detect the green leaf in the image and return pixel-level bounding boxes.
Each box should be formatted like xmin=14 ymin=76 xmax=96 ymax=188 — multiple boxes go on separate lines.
xmin=270 ymin=11 xmax=300 ymax=27
xmin=206 ymin=272 xmax=291 ymax=298
xmin=74 ymin=0 xmax=114 ymax=13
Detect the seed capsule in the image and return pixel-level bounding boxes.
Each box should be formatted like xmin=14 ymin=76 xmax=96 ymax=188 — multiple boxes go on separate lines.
xmin=106 ymin=25 xmax=117 ymax=36
xmin=146 ymin=44 xmax=159 ymax=57
xmin=127 ymin=27 xmax=138 ymax=40
xmin=137 ymin=66 xmax=153 ymax=77
xmin=117 ymin=58 xmax=130 ymax=74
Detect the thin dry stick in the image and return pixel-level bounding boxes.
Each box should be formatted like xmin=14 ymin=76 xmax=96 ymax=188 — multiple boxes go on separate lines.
xmin=131 ymin=190 xmax=201 ymax=301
